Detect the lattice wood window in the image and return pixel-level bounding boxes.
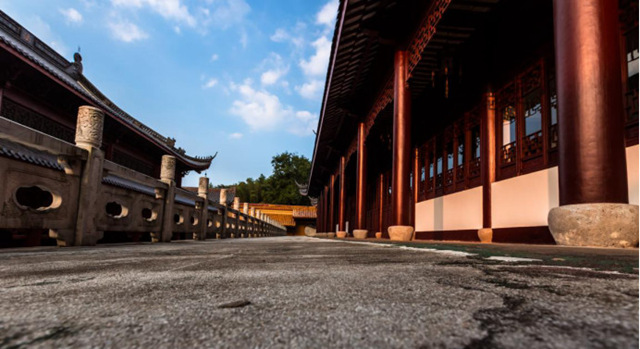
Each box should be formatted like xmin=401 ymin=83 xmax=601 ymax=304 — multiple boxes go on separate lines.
xmin=497 ymin=82 xmax=518 ymax=167
xmin=468 ymin=109 xmax=481 ymax=180
xmin=521 ymin=64 xmax=544 ymax=160
xmin=1 ymin=98 xmax=74 ymax=143
xmin=113 ymin=149 xmax=154 ymax=177
xmin=495 ymin=58 xmax=558 ymax=180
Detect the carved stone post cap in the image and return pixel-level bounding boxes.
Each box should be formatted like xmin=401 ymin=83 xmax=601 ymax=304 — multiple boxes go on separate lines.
xmin=160 ymin=155 xmax=176 ymax=181
xmin=233 ymin=197 xmax=240 ymax=210
xmin=198 ymin=177 xmax=209 ymax=196
xmin=75 ymin=105 xmax=104 ymax=148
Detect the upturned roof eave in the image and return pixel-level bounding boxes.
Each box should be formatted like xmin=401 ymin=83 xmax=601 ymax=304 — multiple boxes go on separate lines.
xmin=0 ymin=10 xmax=213 ymax=171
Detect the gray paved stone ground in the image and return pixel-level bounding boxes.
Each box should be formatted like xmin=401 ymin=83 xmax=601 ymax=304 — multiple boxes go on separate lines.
xmin=0 ymin=237 xmax=637 ymax=348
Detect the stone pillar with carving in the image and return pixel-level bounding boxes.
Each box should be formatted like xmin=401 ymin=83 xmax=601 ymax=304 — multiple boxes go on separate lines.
xmin=194 ymin=176 xmax=209 ymax=241
xmin=156 ymin=155 xmax=176 ymax=243
xmin=61 ymin=106 xmax=105 ymax=246
xmin=219 ymin=188 xmax=227 ymax=206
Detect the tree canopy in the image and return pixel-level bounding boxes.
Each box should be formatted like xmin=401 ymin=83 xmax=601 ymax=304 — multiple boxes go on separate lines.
xmin=221 ymin=152 xmax=311 ymax=205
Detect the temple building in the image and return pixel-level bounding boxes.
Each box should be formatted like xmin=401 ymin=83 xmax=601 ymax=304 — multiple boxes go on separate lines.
xmin=307 ymin=0 xmax=639 ymax=246
xmin=0 ymin=10 xmax=241 ymax=247
xmin=246 ymin=203 xmax=317 ymax=236
xmin=0 ymin=10 xmax=214 ymax=187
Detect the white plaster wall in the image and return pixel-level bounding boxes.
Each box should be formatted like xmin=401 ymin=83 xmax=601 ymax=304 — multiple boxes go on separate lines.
xmin=416 ymin=145 xmax=638 ymax=231
xmin=492 ymin=167 xmax=559 ymax=228
xmin=627 ymin=144 xmax=639 ymax=205
xmin=415 ymin=187 xmax=483 ymax=231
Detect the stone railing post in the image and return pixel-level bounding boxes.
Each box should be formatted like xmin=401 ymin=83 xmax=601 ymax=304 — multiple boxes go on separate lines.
xmin=195 ymin=176 xmax=209 ymax=241
xmin=220 ymin=188 xmax=227 ymax=206
xmin=249 ymin=207 xmax=258 ymax=237
xmin=219 ymin=188 xmax=228 ymax=238
xmin=157 ymin=155 xmax=176 ymax=243
xmin=59 ymin=106 xmax=105 ymax=246
xmin=257 ymin=210 xmax=262 ymax=235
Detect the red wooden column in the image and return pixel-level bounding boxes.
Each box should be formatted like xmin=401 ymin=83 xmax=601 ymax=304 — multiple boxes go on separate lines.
xmin=390 ymin=49 xmax=412 ymax=239
xmin=479 ymin=92 xmax=496 ymax=243
xmin=553 ymin=0 xmax=628 ymax=205
xmin=317 ymin=192 xmax=323 ymax=233
xmin=412 ymin=147 xmax=420 ymax=226
xmin=378 ymin=173 xmax=384 ymax=234
xmin=391 ymin=49 xmax=411 ymax=226
xmin=323 ymin=185 xmax=329 ymax=232
xmin=549 ymin=0 xmax=637 ymax=248
xmin=329 ymin=174 xmax=336 ymax=232
xmin=338 ymin=156 xmax=346 ymax=232
xmin=355 ymin=122 xmax=367 ymax=230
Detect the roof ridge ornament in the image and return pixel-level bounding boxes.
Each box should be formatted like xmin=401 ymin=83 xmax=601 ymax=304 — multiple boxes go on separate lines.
xmin=66 ymin=50 xmax=83 ymax=79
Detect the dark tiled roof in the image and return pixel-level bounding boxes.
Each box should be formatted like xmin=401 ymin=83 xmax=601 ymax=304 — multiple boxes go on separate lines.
xmin=102 ymin=175 xmax=155 ymax=197
xmin=0 ymin=138 xmax=65 ymax=171
xmin=0 ymin=10 xmax=213 ymax=170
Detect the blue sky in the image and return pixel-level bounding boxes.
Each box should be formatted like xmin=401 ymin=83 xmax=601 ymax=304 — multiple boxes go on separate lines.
xmin=0 ymin=0 xmax=336 ymax=187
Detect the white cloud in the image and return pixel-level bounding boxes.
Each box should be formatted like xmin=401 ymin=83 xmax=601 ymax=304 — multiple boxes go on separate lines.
xmin=60 ymin=8 xmax=83 ymax=24
xmin=299 ymin=36 xmax=331 ymax=76
xmin=289 ymin=111 xmax=318 ymax=136
xmin=27 ymin=16 xmax=69 ymax=56
xmin=210 ymin=53 xmax=219 ymax=61
xmin=270 ymin=24 xmax=305 ymax=48
xmin=270 ymin=28 xmax=289 ymax=42
xmin=199 ymin=0 xmax=250 ymax=30
xmin=239 ymin=30 xmax=248 ymax=48
xmin=111 ymin=0 xmax=196 ymax=27
xmin=259 ymin=53 xmax=289 ymax=86
xmin=108 ymin=20 xmax=149 ymax=42
xmin=173 ymin=25 xmax=181 ymax=34
xmin=295 ymin=79 xmax=323 ymax=100
xmin=316 ymin=0 xmax=339 ymax=27
xmin=229 ymin=80 xmax=317 ymax=136
xmin=230 ymin=80 xmax=291 ymax=131
xmin=203 ymin=78 xmax=218 ymax=89
xmin=228 ymin=132 xmax=243 ymax=139
xmin=261 ymin=70 xmax=282 ymax=85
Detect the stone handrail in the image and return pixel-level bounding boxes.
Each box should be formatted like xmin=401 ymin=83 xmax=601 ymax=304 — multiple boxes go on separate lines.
xmin=0 ymin=109 xmax=286 ymax=247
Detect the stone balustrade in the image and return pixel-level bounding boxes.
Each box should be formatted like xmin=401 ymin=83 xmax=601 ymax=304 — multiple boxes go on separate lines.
xmin=0 ymin=107 xmax=286 ymax=247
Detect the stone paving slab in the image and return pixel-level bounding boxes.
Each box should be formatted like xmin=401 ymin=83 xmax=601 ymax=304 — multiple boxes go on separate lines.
xmin=0 ymin=237 xmax=637 ymax=348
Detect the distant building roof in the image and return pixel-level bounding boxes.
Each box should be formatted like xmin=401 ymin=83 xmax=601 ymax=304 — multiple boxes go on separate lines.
xmin=247 ymin=203 xmax=317 ymax=226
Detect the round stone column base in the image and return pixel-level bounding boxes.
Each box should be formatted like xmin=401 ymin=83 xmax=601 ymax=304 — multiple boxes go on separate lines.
xmin=375 ymin=232 xmax=382 ymax=239
xmin=477 ymin=228 xmax=493 ymax=243
xmin=353 ymin=229 xmax=368 ymax=239
xmin=336 ymin=231 xmax=347 ymax=238
xmin=327 ymin=232 xmax=336 ymax=238
xmin=388 ymin=225 xmax=414 ymax=242
xmin=548 ymin=203 xmax=639 ymax=248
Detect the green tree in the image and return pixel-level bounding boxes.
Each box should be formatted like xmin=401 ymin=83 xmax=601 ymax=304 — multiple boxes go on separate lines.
xmin=225 ymin=152 xmax=311 ymax=205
